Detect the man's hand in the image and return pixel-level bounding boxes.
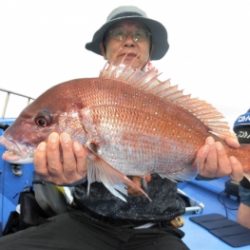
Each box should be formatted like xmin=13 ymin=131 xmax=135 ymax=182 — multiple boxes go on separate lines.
xmin=34 ymin=132 xmax=88 ymax=185
xmin=195 ymin=135 xmax=243 ymax=178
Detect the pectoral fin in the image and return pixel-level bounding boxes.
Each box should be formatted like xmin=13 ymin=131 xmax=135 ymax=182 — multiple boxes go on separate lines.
xmin=86 ymin=152 xmax=151 ymax=202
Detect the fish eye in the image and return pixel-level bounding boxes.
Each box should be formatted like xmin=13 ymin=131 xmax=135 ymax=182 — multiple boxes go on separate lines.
xmin=34 ymin=110 xmax=52 ymax=127
xmin=35 ymin=116 xmax=48 ymax=127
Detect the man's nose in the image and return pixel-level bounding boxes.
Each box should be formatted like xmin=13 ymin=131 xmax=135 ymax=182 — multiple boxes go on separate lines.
xmin=123 ymin=34 xmax=136 ymax=47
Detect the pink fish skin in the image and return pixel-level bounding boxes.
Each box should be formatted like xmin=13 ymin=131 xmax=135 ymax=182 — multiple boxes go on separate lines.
xmin=0 ymin=64 xmax=249 ymax=201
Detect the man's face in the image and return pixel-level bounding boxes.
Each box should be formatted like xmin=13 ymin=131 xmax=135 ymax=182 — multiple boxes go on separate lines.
xmin=102 ymin=21 xmax=151 ymax=69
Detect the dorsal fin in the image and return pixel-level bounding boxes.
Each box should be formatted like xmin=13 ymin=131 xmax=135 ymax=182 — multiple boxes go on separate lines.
xmin=100 ymin=63 xmax=232 ymax=138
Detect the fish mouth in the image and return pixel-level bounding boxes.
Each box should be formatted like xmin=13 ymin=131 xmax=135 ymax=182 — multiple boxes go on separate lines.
xmin=0 ymin=135 xmax=34 ymax=164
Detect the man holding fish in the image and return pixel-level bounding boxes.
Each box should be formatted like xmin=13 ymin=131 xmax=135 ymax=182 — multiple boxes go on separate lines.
xmin=0 ymin=5 xmax=244 ymax=250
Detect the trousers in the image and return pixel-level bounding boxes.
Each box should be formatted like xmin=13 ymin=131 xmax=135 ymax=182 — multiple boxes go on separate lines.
xmin=0 ymin=209 xmax=190 ymax=250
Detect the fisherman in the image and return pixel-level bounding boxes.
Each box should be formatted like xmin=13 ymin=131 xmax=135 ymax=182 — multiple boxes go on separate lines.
xmin=0 ymin=5 xmax=243 ymax=250
xmin=233 ymin=108 xmax=250 ymax=228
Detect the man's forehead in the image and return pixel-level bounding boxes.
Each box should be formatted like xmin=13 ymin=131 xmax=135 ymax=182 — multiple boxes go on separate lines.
xmin=110 ymin=20 xmax=148 ymax=30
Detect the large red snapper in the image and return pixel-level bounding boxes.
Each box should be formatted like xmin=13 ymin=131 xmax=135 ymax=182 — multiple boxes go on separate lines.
xmin=0 ymin=63 xmax=249 ymax=201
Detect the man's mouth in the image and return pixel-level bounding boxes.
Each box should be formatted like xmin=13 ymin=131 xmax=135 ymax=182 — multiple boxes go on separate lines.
xmin=119 ymin=53 xmax=138 ymax=59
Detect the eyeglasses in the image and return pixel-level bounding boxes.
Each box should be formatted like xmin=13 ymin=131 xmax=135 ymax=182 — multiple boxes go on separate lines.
xmin=107 ymin=27 xmax=151 ymax=43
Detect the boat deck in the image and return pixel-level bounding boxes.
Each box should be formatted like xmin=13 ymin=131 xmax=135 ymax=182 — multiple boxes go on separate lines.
xmin=180 ymin=179 xmax=250 ymax=249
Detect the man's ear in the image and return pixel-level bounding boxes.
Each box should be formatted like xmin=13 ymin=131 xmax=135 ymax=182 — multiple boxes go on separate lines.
xmin=99 ymin=43 xmax=107 ymax=59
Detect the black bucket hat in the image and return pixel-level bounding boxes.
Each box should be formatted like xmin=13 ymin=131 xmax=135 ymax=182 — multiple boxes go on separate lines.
xmin=233 ymin=108 xmax=250 ymax=143
xmin=85 ymin=6 xmax=169 ymax=60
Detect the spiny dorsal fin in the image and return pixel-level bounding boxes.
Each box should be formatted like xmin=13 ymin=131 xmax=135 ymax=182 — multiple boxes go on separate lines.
xmin=100 ymin=63 xmax=232 ymax=138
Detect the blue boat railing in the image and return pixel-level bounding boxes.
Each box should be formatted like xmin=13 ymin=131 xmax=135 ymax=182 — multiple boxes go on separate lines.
xmin=0 ymin=88 xmax=35 ymax=234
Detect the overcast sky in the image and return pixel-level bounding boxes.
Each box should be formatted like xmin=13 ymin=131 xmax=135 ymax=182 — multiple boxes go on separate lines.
xmin=0 ymin=0 xmax=250 ymax=129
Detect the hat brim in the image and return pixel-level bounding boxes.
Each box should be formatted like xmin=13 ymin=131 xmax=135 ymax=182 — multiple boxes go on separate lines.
xmin=85 ymin=16 xmax=169 ymax=60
